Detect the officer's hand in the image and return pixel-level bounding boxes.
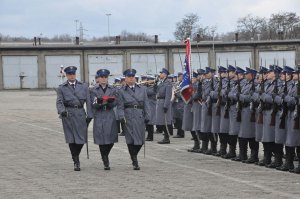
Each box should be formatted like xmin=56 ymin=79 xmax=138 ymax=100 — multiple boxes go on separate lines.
xmin=61 ymin=111 xmax=68 ymax=117
xmin=163 ymin=107 xmax=168 ymax=113
xmin=144 ymin=119 xmax=149 ymax=124
xmin=86 ymin=117 xmax=92 ymax=126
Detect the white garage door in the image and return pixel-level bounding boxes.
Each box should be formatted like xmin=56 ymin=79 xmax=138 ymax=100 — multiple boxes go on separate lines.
xmin=259 ymin=51 xmax=295 ymax=68
xmin=131 ymin=53 xmax=165 ymax=75
xmin=88 ymin=55 xmax=123 ymax=85
xmin=173 ymin=53 xmax=209 ymax=74
xmin=216 ymin=52 xmax=252 ymax=69
xmin=2 ymin=56 xmax=38 ymax=89
xmin=45 ymin=55 xmax=81 ymax=88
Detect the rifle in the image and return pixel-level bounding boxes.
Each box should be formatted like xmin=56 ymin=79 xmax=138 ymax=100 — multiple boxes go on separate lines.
xmin=249 ymin=79 xmax=256 ymax=122
xmin=207 ymin=75 xmax=214 ymax=116
xmin=257 ymin=73 xmax=265 ymax=124
xmin=270 ymin=77 xmax=278 ymax=126
xmin=279 ymin=74 xmax=288 ymax=129
xmin=224 ymin=72 xmax=231 ymax=118
xmin=236 ymin=75 xmax=242 ymax=122
xmin=293 ymin=74 xmax=300 ymax=129
xmin=216 ymin=73 xmax=222 ymax=116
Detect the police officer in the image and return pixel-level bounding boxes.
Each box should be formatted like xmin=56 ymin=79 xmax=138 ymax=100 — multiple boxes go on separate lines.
xmin=214 ymin=66 xmax=229 ymax=157
xmin=252 ymin=66 xmax=269 ymax=165
xmin=117 ymin=69 xmax=150 ymax=170
xmin=56 ymin=66 xmax=93 ymax=171
xmin=184 ymin=72 xmax=198 ymax=151
xmin=145 ymin=75 xmax=157 ymax=141
xmin=238 ymin=67 xmax=259 ymax=164
xmin=222 ymin=65 xmax=237 ymax=159
xmin=189 ymin=69 xmax=205 ymax=152
xmin=256 ymin=65 xmax=281 ymax=167
xmin=276 ymin=66 xmax=297 ymax=171
xmin=156 ymin=68 xmax=173 ymax=144
xmin=172 ymin=72 xmax=185 ymax=138
xmin=199 ymin=67 xmax=215 ymax=154
xmin=228 ymin=67 xmax=246 ymax=161
xmin=90 ymin=69 xmax=118 ymax=170
xmin=265 ymin=66 xmax=285 ymax=169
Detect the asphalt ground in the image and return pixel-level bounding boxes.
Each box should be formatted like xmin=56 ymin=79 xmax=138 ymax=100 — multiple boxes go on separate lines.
xmin=0 ymin=90 xmax=299 ymax=199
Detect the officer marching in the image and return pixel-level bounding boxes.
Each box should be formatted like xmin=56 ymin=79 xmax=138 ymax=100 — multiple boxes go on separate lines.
xmin=117 ymin=69 xmax=151 ymax=170
xmin=155 ymin=68 xmax=173 ymax=144
xmin=90 ymin=69 xmax=118 ymax=170
xmin=56 ymin=66 xmax=93 ymax=171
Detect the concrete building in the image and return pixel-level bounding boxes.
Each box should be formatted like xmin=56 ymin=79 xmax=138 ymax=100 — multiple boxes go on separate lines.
xmin=0 ymin=39 xmax=300 ymax=89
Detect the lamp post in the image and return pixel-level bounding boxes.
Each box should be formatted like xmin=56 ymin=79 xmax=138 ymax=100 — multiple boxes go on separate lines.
xmin=74 ymin=19 xmax=79 ymax=37
xmin=106 ymin=13 xmax=111 ymax=42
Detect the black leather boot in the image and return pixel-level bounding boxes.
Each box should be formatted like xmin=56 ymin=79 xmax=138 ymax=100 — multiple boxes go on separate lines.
xmin=131 ymin=154 xmax=140 ymax=170
xmin=188 ymin=131 xmax=200 ymax=152
xmin=277 ymin=147 xmax=295 ymax=171
xmin=102 ymin=155 xmax=110 ymax=170
xmin=216 ymin=142 xmax=227 ymax=157
xmin=157 ymin=126 xmax=170 ymax=144
xmin=73 ymin=156 xmax=80 ymax=171
xmin=266 ymin=152 xmax=283 ymax=168
xmin=215 ymin=134 xmax=227 ymax=157
xmin=223 ymin=135 xmax=237 ymax=159
xmin=232 ymin=138 xmax=248 ymax=162
xmin=205 ymin=140 xmax=217 ymax=155
xmin=243 ymin=138 xmax=259 ymax=164
xmin=146 ymin=125 xmax=154 ymax=141
xmin=198 ymin=140 xmax=208 ymax=153
xmin=290 ymin=148 xmax=300 ymax=174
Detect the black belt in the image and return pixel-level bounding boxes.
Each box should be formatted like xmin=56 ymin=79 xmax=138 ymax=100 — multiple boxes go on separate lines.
xmin=124 ymin=105 xmax=144 ymax=109
xmin=64 ymin=104 xmax=83 ymax=108
xmin=157 ymin=97 xmax=165 ymax=99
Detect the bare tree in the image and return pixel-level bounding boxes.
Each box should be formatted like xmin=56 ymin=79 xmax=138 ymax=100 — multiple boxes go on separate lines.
xmin=268 ymin=12 xmax=300 ymax=39
xmin=174 ymin=13 xmax=199 ymax=41
xmin=236 ymin=14 xmax=267 ymax=40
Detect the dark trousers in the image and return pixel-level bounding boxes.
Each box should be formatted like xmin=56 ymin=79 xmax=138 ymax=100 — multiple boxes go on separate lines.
xmin=99 ymin=144 xmax=114 ymax=157
xmin=174 ymin=118 xmax=184 ymax=136
xmin=69 ymin=143 xmax=84 ymax=157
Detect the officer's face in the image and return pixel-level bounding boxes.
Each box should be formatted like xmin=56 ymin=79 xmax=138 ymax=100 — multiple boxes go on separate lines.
xmin=178 ymin=75 xmax=183 ymax=81
xmin=245 ymin=73 xmax=253 ymax=80
xmin=292 ymin=73 xmax=299 ymax=80
xmin=159 ymin=73 xmax=167 ymax=79
xmin=125 ymin=75 xmax=136 ymax=85
xmin=237 ymin=73 xmax=244 ymax=79
xmin=229 ymin=71 xmax=235 ymax=78
xmin=205 ymin=72 xmax=212 ymax=79
xmin=267 ymin=72 xmax=275 ymax=80
xmin=192 ymin=77 xmax=197 ymax=83
xmin=97 ymin=76 xmax=108 ymax=85
xmin=66 ymin=73 xmax=76 ymax=82
xmin=220 ymin=72 xmax=227 ymax=78
xmin=280 ymin=73 xmax=285 ymax=80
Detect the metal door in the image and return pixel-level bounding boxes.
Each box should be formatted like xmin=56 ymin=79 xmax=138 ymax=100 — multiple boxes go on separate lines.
xmin=173 ymin=53 xmax=209 ymax=74
xmin=45 ymin=55 xmax=81 ymax=88
xmin=2 ymin=56 xmax=38 ymax=89
xmin=216 ymin=52 xmax=252 ymax=69
xmin=88 ymin=55 xmax=123 ymax=85
xmin=259 ymin=51 xmax=295 ymax=67
xmin=131 ymin=53 xmax=165 ymax=75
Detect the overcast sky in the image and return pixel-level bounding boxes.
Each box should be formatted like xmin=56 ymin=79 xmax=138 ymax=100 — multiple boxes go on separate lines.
xmin=1 ymin=0 xmax=299 ymax=41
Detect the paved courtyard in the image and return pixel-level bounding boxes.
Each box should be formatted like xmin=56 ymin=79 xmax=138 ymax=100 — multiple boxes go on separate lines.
xmin=0 ymin=90 xmax=299 ymax=199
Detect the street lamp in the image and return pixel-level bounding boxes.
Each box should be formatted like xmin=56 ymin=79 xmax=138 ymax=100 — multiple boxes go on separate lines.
xmin=106 ymin=13 xmax=112 ymax=42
